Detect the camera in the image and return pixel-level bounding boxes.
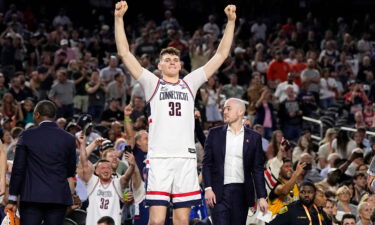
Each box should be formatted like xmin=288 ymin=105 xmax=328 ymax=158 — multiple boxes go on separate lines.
xmin=281 ymin=138 xmax=291 ymax=151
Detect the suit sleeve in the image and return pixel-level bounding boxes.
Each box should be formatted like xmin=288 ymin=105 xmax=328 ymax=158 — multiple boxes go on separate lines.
xmin=67 ymin=136 xmax=77 ymax=178
xmin=202 ymin=129 xmax=215 ymax=189
xmin=253 ymin=134 xmax=267 ymax=199
xmin=9 ymin=133 xmax=28 ymax=196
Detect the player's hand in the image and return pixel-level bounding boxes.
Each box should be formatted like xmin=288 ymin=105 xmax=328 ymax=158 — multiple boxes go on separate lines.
xmin=124 ymin=104 xmax=133 ymax=117
xmin=115 ymin=1 xmax=128 ymax=18
xmin=124 ymin=152 xmax=135 ymax=166
xmin=205 ymin=189 xmax=216 ymax=208
xmin=258 ymin=198 xmax=269 ymax=215
xmin=5 ymin=203 xmax=17 ymax=213
xmin=224 ymin=5 xmax=236 ymax=22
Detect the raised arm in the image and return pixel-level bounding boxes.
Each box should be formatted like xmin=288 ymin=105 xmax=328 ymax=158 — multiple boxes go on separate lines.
xmin=114 ymin=1 xmax=143 ymax=79
xmin=77 ymin=135 xmax=94 ymax=183
xmin=123 ymin=104 xmax=135 ymax=148
xmin=0 ymin=141 xmax=6 ymax=196
xmin=203 ymin=5 xmax=236 ymax=79
xmin=120 ymin=152 xmax=135 ymax=189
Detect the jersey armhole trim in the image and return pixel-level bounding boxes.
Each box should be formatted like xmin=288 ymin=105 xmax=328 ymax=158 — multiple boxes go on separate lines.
xmin=146 ymin=79 xmax=160 ymax=104
xmin=182 ymin=79 xmax=194 ymax=99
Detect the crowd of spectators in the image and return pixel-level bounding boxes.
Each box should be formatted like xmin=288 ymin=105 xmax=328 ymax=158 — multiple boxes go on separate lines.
xmin=1 ymin=2 xmax=375 ymax=225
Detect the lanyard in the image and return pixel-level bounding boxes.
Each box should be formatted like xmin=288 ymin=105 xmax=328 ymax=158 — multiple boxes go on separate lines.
xmin=302 ymin=204 xmax=323 ymax=225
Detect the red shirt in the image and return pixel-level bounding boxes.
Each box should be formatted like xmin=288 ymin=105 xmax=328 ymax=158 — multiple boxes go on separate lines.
xmin=267 ymin=60 xmax=290 ymax=82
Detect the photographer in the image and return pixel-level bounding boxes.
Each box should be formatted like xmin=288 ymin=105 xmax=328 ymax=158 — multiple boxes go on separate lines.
xmin=298 ymin=153 xmax=323 ymax=183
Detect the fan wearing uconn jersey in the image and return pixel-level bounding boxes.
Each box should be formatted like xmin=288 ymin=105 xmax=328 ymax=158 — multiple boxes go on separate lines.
xmin=115 ymin=1 xmax=236 ymax=225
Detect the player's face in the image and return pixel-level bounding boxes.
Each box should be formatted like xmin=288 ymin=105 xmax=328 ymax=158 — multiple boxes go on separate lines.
xmin=97 ymin=162 xmax=112 ymax=182
xmin=158 ymin=54 xmax=181 ymax=78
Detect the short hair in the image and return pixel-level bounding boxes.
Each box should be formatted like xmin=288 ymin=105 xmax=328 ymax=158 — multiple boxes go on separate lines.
xmin=300 ymin=181 xmax=316 ymax=192
xmin=357 ymin=202 xmax=370 ymax=216
xmin=97 ymin=216 xmax=115 ymax=225
xmin=135 ymin=130 xmax=147 ymax=143
xmin=34 ymin=100 xmax=56 ymax=119
xmin=160 ymin=47 xmax=180 ymax=59
xmin=101 ymin=149 xmax=115 ymax=160
xmin=11 ymin=127 xmax=24 ymax=139
xmin=353 ymin=172 xmax=366 ymax=180
xmin=342 ymin=214 xmax=356 ymax=223
xmin=226 ymin=98 xmax=246 ymax=113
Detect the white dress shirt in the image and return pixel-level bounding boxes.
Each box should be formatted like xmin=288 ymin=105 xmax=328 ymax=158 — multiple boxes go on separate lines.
xmin=224 ymin=126 xmax=245 ymax=185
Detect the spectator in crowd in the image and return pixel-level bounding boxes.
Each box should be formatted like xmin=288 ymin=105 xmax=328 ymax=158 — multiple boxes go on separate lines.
xmin=318 ymin=128 xmax=337 ymax=169
xmin=301 ymin=58 xmax=320 ymax=101
xmin=266 ymin=50 xmax=290 ymax=89
xmin=352 ymin=173 xmax=368 ymax=204
xmin=274 ymin=72 xmax=299 ymax=103
xmin=97 ymin=216 xmax=115 ymax=225
xmin=70 ymin=60 xmax=89 ymax=113
xmin=100 ymin=98 xmax=124 ymax=126
xmin=77 ymin=134 xmax=135 ymax=225
xmin=266 ymin=130 xmax=284 ymax=160
xmin=254 ymin=87 xmax=276 ymax=140
xmin=269 ymin=181 xmax=331 ymax=225
xmin=336 ymin=185 xmax=357 ymax=215
xmin=100 ymin=56 xmax=123 ymax=85
xmin=48 ymin=69 xmax=75 ymax=119
xmin=54 ymin=39 xmax=76 ymax=66
xmin=323 ymin=198 xmax=339 ymax=225
xmin=341 ymin=214 xmax=356 ymax=225
xmin=247 ymin=72 xmax=265 ymax=125
xmin=332 ymin=130 xmax=357 ymax=159
xmin=200 ymin=77 xmax=223 ymax=129
xmin=107 ymin=73 xmax=127 ymax=107
xmin=320 ymin=68 xmax=337 ymax=108
xmin=222 ymin=74 xmax=245 ymax=99
xmin=203 ymin=15 xmax=220 ymax=40
xmin=86 ymin=70 xmax=107 ymax=120
xmin=357 ymin=202 xmax=372 ymax=225
xmin=267 ymin=158 xmax=304 ymax=216
xmin=278 ymin=85 xmax=303 ymax=141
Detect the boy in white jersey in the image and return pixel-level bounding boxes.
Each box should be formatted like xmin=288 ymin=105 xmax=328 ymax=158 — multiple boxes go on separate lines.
xmin=77 ymin=135 xmax=137 ymax=225
xmin=115 ymin=1 xmax=236 ymax=224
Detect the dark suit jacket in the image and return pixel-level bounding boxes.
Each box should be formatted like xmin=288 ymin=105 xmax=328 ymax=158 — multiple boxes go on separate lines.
xmin=9 ymin=121 xmax=76 ymax=205
xmin=203 ymin=125 xmax=267 ymax=207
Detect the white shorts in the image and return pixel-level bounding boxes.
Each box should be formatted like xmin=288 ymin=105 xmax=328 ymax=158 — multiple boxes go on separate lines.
xmin=145 ymin=158 xmax=201 ymax=208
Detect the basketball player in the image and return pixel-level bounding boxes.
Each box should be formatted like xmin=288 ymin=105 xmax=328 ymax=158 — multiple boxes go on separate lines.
xmin=77 ymin=135 xmax=135 ymax=225
xmin=115 ymin=1 xmax=236 ymax=225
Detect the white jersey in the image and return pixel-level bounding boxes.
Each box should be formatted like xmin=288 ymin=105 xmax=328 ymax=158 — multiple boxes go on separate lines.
xmin=85 ymin=175 xmax=122 ymax=225
xmin=137 ymin=67 xmax=207 ymax=158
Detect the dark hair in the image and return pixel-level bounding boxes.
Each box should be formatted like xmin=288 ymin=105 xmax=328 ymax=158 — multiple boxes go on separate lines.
xmin=342 ymin=214 xmax=356 ymax=224
xmin=34 ymin=100 xmax=56 ymax=119
xmin=336 ymin=130 xmax=350 ymax=157
xmin=300 ymin=181 xmax=316 ymax=192
xmin=11 ymin=127 xmax=24 ymax=139
xmin=160 ymin=47 xmax=180 ymax=59
xmin=95 ymin=159 xmax=111 ymax=169
xmin=114 ymin=73 xmax=121 ymax=80
xmin=97 ymin=216 xmax=115 ymax=225
xmin=353 ymin=172 xmax=366 ymax=180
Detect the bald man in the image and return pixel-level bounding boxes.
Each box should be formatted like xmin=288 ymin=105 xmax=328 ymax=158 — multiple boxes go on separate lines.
xmin=203 ymin=98 xmax=268 ymax=225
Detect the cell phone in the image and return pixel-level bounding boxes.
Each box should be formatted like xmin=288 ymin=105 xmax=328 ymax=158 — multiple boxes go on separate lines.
xmin=281 ymin=138 xmax=291 ymax=151
xmin=304 ymin=163 xmax=312 ymax=171
xmin=124 ymin=145 xmax=132 ymax=153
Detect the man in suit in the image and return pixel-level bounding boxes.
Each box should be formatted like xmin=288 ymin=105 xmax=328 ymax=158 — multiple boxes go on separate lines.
xmin=203 ymin=98 xmax=268 ymax=225
xmin=6 ymin=100 xmax=77 ymax=225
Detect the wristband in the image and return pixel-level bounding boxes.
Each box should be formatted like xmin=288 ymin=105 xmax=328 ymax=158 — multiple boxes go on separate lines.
xmin=124 ymin=118 xmax=132 ymax=123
